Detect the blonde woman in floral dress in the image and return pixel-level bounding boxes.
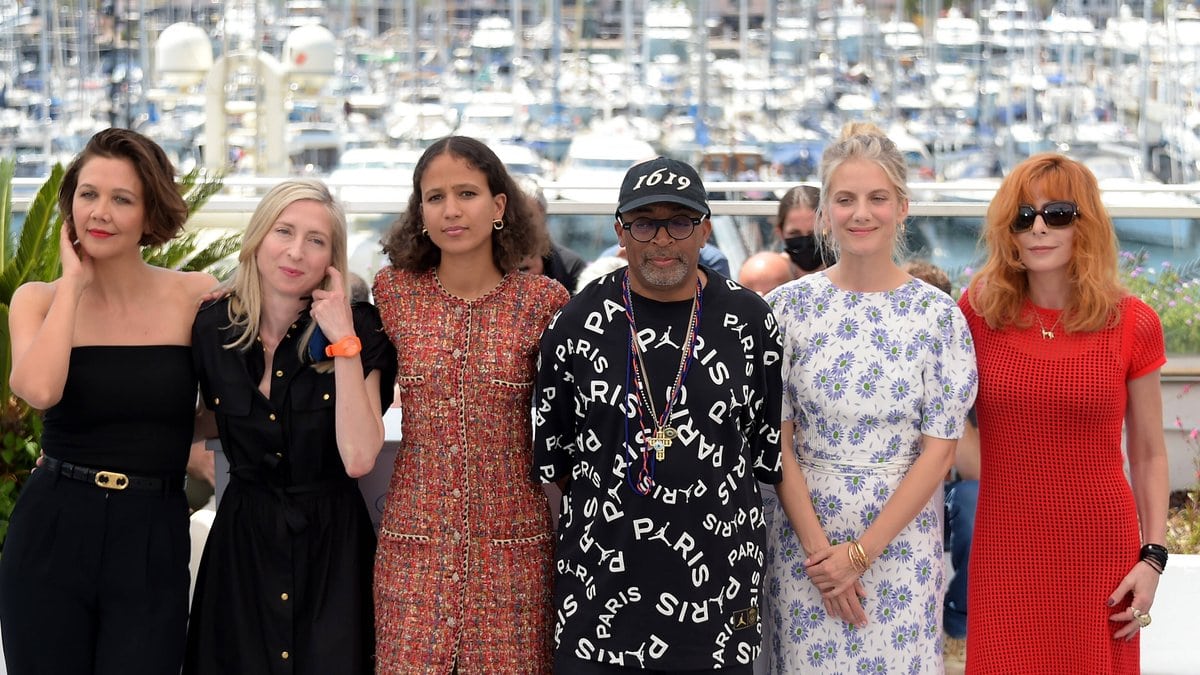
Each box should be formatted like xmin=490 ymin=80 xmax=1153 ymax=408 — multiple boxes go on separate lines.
xmin=371 ymin=136 xmax=568 ymax=673
xmin=762 ymin=124 xmax=977 ymax=673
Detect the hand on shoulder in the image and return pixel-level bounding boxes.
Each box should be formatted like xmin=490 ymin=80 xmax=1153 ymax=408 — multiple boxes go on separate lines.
xmin=185 ymin=271 xmax=224 ymax=306
xmin=144 ymin=266 xmax=222 ymax=310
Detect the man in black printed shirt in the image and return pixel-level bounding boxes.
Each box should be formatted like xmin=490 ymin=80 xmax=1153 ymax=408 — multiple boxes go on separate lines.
xmin=533 ymin=156 xmax=783 ymax=673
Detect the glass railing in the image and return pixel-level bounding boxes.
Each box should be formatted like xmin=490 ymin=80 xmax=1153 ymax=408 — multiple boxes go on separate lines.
xmin=11 ymin=177 xmax=1200 ymax=361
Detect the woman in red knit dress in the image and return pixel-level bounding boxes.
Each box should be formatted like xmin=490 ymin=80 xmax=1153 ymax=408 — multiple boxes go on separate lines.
xmin=371 ymin=136 xmax=568 ymax=673
xmin=959 ymin=153 xmax=1170 ymax=673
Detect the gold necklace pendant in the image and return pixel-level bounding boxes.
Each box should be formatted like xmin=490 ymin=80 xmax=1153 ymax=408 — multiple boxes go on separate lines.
xmin=650 ymin=427 xmax=674 ymax=461
xmin=1033 ymin=310 xmax=1062 ymax=340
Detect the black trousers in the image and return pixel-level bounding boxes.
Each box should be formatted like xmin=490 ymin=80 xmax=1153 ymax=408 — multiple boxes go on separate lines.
xmin=0 ymin=469 xmax=190 ymax=675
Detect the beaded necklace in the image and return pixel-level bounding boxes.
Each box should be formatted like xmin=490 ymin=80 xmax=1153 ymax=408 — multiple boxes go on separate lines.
xmin=622 ymin=272 xmax=702 ymax=496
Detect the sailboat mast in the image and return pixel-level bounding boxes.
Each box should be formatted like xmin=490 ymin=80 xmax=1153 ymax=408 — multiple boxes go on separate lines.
xmin=1137 ymin=0 xmax=1151 ymax=173
xmin=697 ymin=0 xmax=709 ymax=148
xmin=622 ymin=0 xmax=633 ymax=96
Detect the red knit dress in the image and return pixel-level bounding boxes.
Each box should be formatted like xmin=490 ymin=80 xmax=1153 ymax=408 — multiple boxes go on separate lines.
xmin=959 ymin=292 xmax=1164 ymax=674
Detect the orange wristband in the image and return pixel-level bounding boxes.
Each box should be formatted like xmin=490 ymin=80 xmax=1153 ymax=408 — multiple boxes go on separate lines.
xmin=325 ymin=336 xmax=362 ymax=358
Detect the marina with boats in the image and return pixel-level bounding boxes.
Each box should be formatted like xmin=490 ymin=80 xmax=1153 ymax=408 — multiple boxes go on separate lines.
xmin=2 ymin=8 xmax=1200 ymax=674
xmin=2 ymin=0 xmax=1200 ymax=273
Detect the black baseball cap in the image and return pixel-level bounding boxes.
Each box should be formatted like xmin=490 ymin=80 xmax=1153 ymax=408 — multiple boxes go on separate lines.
xmin=616 ymin=156 xmax=710 ymax=217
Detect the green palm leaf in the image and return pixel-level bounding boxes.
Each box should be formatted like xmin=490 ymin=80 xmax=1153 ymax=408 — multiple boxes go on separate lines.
xmin=181 ymin=233 xmax=241 ymax=275
xmin=0 ymin=159 xmax=12 ymax=266
xmin=0 ymin=163 xmax=63 ymax=304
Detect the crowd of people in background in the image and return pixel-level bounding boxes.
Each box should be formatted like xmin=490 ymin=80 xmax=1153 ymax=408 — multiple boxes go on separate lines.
xmin=0 ymin=125 xmax=1170 ymax=675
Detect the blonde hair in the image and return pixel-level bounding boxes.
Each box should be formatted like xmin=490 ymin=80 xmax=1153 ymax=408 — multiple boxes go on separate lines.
xmin=223 ymin=179 xmax=349 ymax=368
xmin=966 ymin=153 xmax=1123 ymax=333
xmin=817 ymin=123 xmax=910 ymax=261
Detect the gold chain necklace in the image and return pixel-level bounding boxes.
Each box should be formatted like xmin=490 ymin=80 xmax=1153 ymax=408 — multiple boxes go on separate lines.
xmin=626 ymin=278 xmax=700 ymax=462
xmin=1033 ymin=310 xmax=1063 ymax=340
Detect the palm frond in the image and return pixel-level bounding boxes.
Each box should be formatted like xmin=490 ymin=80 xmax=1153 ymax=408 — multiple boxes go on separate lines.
xmin=0 ymin=159 xmax=13 ymax=267
xmin=182 ymin=233 xmax=241 ymax=275
xmin=0 ymin=164 xmax=63 ymax=304
xmin=142 ymin=231 xmax=200 ymax=269
xmin=0 ymin=303 xmax=12 ymax=416
xmin=180 ymin=167 xmax=226 ymax=216
xmin=142 ymin=230 xmax=240 ymax=276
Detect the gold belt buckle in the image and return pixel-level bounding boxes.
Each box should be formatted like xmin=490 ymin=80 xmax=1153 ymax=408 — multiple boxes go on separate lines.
xmin=94 ymin=471 xmax=129 ymax=490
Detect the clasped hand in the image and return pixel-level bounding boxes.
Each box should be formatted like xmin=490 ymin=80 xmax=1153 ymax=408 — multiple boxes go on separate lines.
xmin=805 ymin=542 xmax=869 ymax=628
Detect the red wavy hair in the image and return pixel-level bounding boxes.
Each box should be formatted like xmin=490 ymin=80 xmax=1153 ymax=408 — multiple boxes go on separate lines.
xmin=966 ymin=152 xmax=1125 ymax=332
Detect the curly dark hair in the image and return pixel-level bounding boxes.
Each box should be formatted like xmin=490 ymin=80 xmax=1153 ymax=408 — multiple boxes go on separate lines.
xmin=381 ymin=136 xmax=548 ymax=272
xmin=58 ymin=127 xmax=187 ymax=247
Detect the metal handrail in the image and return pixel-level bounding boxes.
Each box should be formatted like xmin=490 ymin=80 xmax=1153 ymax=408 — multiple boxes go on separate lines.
xmin=13 ymin=178 xmax=1200 ymax=222
xmin=16 ymin=174 xmax=1200 ymax=208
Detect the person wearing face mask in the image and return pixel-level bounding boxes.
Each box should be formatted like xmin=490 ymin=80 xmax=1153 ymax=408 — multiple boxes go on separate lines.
xmin=776 ymin=184 xmax=835 ymax=277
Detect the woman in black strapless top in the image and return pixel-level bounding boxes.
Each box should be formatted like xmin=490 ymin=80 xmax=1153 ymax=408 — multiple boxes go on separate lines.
xmin=0 ymin=129 xmax=217 ymax=674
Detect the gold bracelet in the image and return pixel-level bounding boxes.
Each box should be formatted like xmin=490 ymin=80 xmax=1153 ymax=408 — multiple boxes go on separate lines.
xmin=849 ymin=540 xmax=870 ymax=574
xmin=849 ymin=542 xmax=868 ymax=569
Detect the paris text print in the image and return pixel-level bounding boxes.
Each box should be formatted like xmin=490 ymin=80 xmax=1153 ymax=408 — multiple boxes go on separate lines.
xmin=533 ymin=267 xmax=784 ymax=670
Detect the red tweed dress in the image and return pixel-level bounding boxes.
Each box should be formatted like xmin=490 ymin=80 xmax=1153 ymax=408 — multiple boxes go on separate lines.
xmin=959 ymin=292 xmax=1165 ymax=674
xmin=371 ymin=268 xmax=568 ymax=674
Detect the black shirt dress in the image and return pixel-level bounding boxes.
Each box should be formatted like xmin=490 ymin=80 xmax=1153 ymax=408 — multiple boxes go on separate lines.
xmin=184 ymin=298 xmax=397 ymax=675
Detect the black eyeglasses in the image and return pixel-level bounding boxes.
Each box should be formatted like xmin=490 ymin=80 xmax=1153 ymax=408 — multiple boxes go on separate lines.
xmin=1012 ymin=201 xmax=1079 ymax=232
xmin=617 ymin=214 xmax=704 ymax=243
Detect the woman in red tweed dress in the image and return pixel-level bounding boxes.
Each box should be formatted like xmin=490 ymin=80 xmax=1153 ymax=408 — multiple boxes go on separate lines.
xmin=959 ymin=153 xmax=1170 ymax=673
xmin=371 ymin=136 xmax=568 ymax=673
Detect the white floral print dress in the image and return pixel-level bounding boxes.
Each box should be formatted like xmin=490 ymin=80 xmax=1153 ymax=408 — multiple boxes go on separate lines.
xmin=761 ymin=272 xmax=977 ymax=674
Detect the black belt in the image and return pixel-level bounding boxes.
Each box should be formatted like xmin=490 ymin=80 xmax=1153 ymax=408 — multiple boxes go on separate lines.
xmin=42 ymin=456 xmax=184 ymax=493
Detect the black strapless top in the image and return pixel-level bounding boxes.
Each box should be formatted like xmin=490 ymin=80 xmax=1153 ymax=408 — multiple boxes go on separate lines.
xmin=41 ymin=346 xmax=196 ymax=475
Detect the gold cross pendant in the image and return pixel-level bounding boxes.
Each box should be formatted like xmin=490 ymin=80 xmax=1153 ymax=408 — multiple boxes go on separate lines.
xmin=650 ymin=427 xmax=676 ymax=461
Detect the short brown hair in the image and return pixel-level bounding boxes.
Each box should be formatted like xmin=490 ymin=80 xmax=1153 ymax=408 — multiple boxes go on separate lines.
xmin=381 ymin=136 xmax=548 ymax=273
xmin=58 ymin=128 xmax=188 ymax=247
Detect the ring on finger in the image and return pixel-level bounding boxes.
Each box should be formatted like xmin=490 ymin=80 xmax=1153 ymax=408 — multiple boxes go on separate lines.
xmin=1131 ymin=607 xmax=1152 ymax=628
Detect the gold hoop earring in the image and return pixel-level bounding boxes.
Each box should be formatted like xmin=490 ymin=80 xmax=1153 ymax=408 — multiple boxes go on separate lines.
xmin=493 ymin=219 xmax=504 ymax=231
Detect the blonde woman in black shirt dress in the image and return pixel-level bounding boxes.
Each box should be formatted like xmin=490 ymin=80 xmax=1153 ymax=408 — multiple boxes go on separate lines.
xmin=185 ymin=179 xmax=396 ymax=674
